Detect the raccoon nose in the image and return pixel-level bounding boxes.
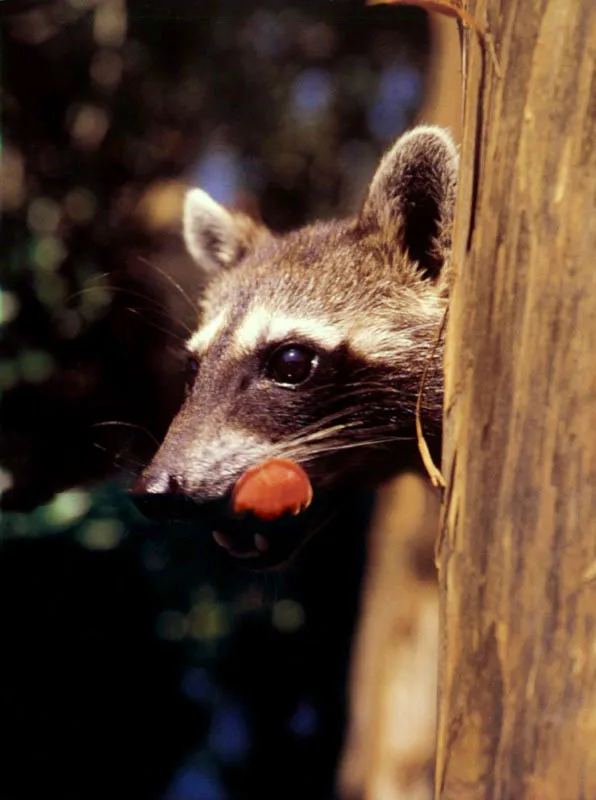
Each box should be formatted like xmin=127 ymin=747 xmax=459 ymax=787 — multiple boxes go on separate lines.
xmin=130 ymin=470 xmax=196 ymax=521
xmin=166 ymin=474 xmax=185 ymax=493
xmin=131 ymin=470 xmax=184 ymax=495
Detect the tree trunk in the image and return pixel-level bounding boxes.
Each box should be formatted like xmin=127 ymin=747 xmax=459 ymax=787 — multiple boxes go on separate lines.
xmin=338 ymin=474 xmax=441 ymax=800
xmin=436 ymin=1 xmax=596 ymax=798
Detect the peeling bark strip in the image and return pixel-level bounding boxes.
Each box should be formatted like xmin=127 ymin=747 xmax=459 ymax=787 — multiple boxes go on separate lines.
xmin=437 ymin=1 xmax=596 ymax=798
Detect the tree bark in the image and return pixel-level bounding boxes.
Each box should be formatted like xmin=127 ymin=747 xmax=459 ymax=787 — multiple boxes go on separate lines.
xmin=436 ymin=1 xmax=596 ymax=798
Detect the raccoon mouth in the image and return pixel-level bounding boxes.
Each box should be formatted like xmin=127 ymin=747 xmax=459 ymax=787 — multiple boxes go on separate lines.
xmin=131 ymin=485 xmax=337 ymax=569
xmin=206 ymin=506 xmax=323 ymax=569
xmin=211 ymin=458 xmax=314 ymax=564
xmin=212 ymin=529 xmax=269 ymax=560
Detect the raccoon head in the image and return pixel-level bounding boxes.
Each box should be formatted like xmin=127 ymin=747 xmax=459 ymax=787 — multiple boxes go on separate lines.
xmin=132 ymin=126 xmax=458 ymax=569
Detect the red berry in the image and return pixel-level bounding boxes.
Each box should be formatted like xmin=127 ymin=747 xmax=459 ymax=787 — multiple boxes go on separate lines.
xmin=232 ymin=459 xmax=313 ymax=521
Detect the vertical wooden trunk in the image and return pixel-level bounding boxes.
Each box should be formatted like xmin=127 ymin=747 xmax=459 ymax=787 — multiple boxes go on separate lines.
xmin=338 ymin=474 xmax=442 ymax=800
xmin=437 ymin=1 xmax=596 ymax=797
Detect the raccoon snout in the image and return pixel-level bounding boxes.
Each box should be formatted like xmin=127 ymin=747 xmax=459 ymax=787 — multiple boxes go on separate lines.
xmin=132 ymin=470 xmax=184 ymax=495
xmin=130 ymin=469 xmax=210 ymax=522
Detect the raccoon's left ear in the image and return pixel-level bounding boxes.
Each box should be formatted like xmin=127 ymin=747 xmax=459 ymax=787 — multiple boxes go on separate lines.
xmin=359 ymin=126 xmax=459 ymax=278
xmin=183 ymin=188 xmax=266 ymax=274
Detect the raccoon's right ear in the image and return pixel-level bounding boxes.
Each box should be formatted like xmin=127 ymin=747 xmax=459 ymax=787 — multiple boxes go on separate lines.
xmin=183 ymin=188 xmax=256 ymax=274
xmin=359 ymin=126 xmax=459 ymax=279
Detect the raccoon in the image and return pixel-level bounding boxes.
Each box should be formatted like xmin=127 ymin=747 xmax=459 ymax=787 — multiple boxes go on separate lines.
xmin=133 ymin=126 xmax=458 ymax=569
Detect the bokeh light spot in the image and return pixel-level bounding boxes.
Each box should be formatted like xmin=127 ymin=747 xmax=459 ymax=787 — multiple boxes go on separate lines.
xmin=1 ymin=292 xmax=20 ymax=325
xmin=19 ymin=349 xmax=54 ymax=383
xmin=0 ymin=360 xmax=19 ymax=390
xmin=208 ymin=700 xmax=251 ymax=763
xmin=28 ymin=197 xmax=61 ymax=234
xmin=43 ymin=490 xmax=91 ymax=528
xmin=0 ymin=469 xmax=14 ymax=496
xmin=94 ymin=0 xmax=127 ymax=47
xmin=156 ymin=610 xmax=189 ymax=642
xmin=78 ymin=518 xmax=125 ymax=550
xmin=289 ymin=701 xmax=318 ymax=739
xmin=181 ymin=667 xmax=218 ymax=705
xmin=69 ymin=104 xmax=110 ymax=150
xmin=32 ymin=236 xmax=67 ymax=271
xmin=91 ymin=49 xmax=124 ymax=91
xmin=291 ymin=68 xmax=332 ymax=121
xmin=188 ymin=599 xmax=228 ymax=642
xmin=64 ymin=188 xmax=97 ymax=223
xmin=193 ymin=148 xmax=240 ymax=207
xmin=272 ymin=599 xmax=305 ymax=633
xmin=165 ymin=766 xmax=225 ymax=800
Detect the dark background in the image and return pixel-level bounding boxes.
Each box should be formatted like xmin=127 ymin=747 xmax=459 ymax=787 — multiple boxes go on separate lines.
xmin=0 ymin=2 xmax=430 ymax=798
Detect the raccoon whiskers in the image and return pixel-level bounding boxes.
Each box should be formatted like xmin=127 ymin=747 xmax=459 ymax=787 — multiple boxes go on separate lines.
xmin=281 ymin=434 xmax=413 ymax=465
xmin=335 ymin=383 xmax=441 ymax=417
xmin=123 ymin=301 xmax=193 ymax=337
xmin=279 ymin=418 xmax=362 ymax=446
xmin=136 ymin=254 xmax=200 ymax=317
xmin=123 ymin=307 xmax=188 ymax=343
xmin=65 ymin=284 xmax=195 ymax=337
xmin=266 ymin=426 xmax=361 ymax=461
xmin=277 ymin=423 xmax=413 ymax=462
xmin=91 ymin=442 xmax=146 ymax=476
xmin=332 ymin=382 xmax=409 ymax=401
xmin=65 ymin=283 xmax=166 ymax=313
xmin=90 ymin=420 xmax=161 ymax=448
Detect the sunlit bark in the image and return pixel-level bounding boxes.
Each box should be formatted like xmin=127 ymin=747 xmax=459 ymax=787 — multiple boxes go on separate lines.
xmin=437 ymin=2 xmax=596 ymax=796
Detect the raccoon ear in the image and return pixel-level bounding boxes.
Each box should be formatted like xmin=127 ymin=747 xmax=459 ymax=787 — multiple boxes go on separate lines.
xmin=183 ymin=188 xmax=245 ymax=273
xmin=360 ymin=126 xmax=459 ymax=279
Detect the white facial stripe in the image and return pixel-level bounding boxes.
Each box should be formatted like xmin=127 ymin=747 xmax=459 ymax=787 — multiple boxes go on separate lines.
xmin=232 ymin=307 xmax=271 ymax=352
xmin=187 ymin=309 xmax=228 ymax=354
xmin=349 ymin=327 xmax=416 ymax=362
xmin=234 ymin=308 xmax=344 ymax=352
xmin=267 ymin=316 xmax=344 ymax=349
xmin=188 ymin=304 xmax=429 ymax=364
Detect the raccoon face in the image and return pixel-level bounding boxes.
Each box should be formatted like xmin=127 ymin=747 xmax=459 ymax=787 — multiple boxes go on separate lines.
xmin=132 ymin=126 xmax=458 ymax=569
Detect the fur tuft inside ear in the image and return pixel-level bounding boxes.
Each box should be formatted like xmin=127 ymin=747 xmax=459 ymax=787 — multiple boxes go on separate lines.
xmin=360 ymin=125 xmax=459 ymax=279
xmin=183 ymin=188 xmax=243 ymax=274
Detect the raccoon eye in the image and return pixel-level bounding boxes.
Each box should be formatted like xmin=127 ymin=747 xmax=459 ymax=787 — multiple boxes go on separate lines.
xmin=267 ymin=345 xmax=316 ymax=386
